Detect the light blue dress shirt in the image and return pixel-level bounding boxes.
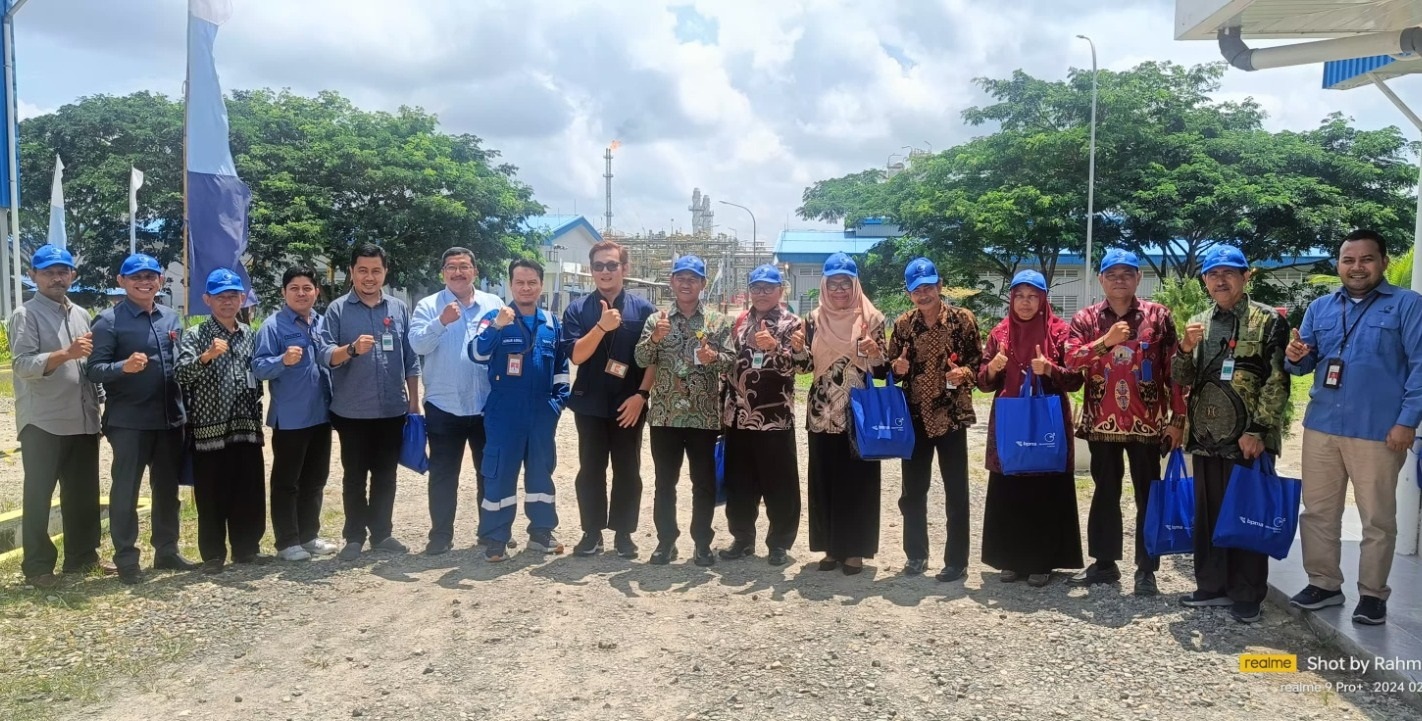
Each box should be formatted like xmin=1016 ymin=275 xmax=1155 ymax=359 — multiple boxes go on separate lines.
xmin=410 ymin=287 xmax=504 ymax=416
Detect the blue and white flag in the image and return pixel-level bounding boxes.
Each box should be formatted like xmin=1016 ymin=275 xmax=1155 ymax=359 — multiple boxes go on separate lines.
xmin=186 ymin=0 xmax=254 ymax=313
xmin=47 ymin=155 xmax=66 ymax=250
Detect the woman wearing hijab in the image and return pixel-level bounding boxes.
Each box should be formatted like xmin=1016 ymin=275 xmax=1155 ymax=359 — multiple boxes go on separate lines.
xmin=977 ymin=270 xmax=1085 ymax=587
xmin=804 ymin=253 xmax=887 ymax=575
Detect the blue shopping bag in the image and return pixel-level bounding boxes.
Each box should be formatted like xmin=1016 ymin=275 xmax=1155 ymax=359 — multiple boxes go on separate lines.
xmin=992 ymin=370 xmax=1069 ymax=475
xmin=1211 ymin=453 xmax=1302 ymax=560
xmin=1144 ymin=449 xmax=1195 ymax=557
xmin=399 ymin=413 xmax=429 ymax=474
xmin=848 ymin=371 xmax=916 ymax=461
xmin=714 ymin=434 xmax=727 ymax=506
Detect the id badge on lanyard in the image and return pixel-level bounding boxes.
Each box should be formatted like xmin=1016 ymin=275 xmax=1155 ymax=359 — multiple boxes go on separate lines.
xmin=1220 ymin=339 xmax=1237 ymax=381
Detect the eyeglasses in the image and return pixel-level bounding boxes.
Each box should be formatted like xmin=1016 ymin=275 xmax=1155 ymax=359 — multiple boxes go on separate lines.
xmin=748 ymin=284 xmax=780 ymax=296
xmin=443 ymin=264 xmax=474 ymax=273
xmin=826 ymin=281 xmax=854 ymax=292
xmin=592 ymin=261 xmax=621 ymax=272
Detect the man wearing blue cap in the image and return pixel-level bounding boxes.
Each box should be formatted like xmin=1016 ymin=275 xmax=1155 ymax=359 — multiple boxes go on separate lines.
xmin=11 ymin=245 xmax=111 ymax=588
xmin=719 ymin=263 xmax=809 ymax=566
xmin=1172 ymin=244 xmax=1291 ymax=623
xmin=634 ymin=254 xmax=732 ymax=566
xmin=1065 ymin=248 xmax=1186 ymax=596
xmin=409 ymin=247 xmax=506 ymax=556
xmin=176 ymin=268 xmax=268 ymax=573
xmin=87 ymin=252 xmax=195 ymax=584
xmin=886 ymin=257 xmax=983 ymax=581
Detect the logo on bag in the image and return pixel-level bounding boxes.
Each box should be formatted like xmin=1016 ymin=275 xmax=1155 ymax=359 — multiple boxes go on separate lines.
xmin=1015 ymin=432 xmax=1059 ymax=449
xmin=1164 ymin=523 xmax=1191 ymax=532
xmin=871 ymin=416 xmax=907 ymax=433
xmin=1238 ymin=515 xmax=1284 ymax=533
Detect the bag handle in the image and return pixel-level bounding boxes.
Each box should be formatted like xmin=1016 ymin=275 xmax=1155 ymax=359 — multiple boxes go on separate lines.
xmin=1253 ymin=451 xmax=1275 ymax=476
xmin=1163 ymin=448 xmax=1186 ymax=482
xmin=1017 ymin=368 xmax=1044 ymax=398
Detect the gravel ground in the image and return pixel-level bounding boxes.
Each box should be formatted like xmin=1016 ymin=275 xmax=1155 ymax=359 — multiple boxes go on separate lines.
xmin=0 ymin=391 xmax=1412 ymax=721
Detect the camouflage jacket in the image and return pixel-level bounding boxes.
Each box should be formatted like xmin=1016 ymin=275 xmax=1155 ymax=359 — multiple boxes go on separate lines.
xmin=1171 ymin=297 xmax=1291 ymax=458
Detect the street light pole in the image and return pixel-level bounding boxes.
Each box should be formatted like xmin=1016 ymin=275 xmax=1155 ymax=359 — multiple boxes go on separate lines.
xmin=1077 ymin=34 xmax=1099 ymax=308
xmin=719 ymin=200 xmax=758 ymax=267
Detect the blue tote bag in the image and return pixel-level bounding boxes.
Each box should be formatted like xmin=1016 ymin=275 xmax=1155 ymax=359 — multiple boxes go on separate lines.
xmin=848 ymin=371 xmax=916 ymax=461
xmin=1211 ymin=453 xmax=1302 ymax=560
xmin=992 ymin=370 xmax=1069 ymax=475
xmin=1144 ymin=449 xmax=1195 ymax=557
xmin=714 ymin=434 xmax=727 ymax=506
xmin=399 ymin=413 xmax=429 ymax=474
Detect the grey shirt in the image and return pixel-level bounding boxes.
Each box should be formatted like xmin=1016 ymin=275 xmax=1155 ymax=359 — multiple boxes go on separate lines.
xmin=9 ymin=294 xmax=101 ymax=438
xmin=319 ymin=291 xmax=420 ymax=419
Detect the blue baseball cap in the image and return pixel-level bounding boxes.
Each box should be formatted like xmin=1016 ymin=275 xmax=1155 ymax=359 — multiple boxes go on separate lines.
xmin=1010 ymin=269 xmax=1048 ymax=292
xmin=904 ymin=257 xmax=939 ymax=291
xmin=748 ymin=264 xmax=782 ymax=287
xmin=119 ymin=253 xmax=162 ymax=276
xmin=205 ymin=267 xmax=246 ymax=295
xmin=1200 ymin=245 xmax=1249 ymax=275
xmin=1099 ymin=249 xmax=1139 ymax=273
xmin=671 ymin=255 xmax=706 ymax=279
xmin=31 ymin=244 xmax=75 ymax=270
xmin=822 ymin=252 xmax=858 ymax=278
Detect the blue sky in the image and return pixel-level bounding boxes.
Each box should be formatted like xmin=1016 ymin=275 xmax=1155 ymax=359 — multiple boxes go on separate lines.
xmin=10 ymin=0 xmax=1422 ymax=244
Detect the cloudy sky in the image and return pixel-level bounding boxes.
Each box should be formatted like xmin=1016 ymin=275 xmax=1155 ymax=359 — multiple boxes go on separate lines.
xmin=13 ymin=0 xmax=1422 ymax=246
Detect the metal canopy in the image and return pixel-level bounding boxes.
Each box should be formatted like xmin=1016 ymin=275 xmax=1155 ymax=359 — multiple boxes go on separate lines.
xmin=1177 ymin=0 xmax=1422 ymax=40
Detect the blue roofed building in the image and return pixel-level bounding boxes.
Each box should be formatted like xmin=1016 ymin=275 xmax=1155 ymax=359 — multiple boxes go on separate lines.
xmin=773 ymin=218 xmax=905 ymax=313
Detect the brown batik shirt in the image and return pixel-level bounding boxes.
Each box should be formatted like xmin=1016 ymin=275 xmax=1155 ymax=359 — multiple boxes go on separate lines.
xmin=886 ymin=300 xmax=984 ymax=438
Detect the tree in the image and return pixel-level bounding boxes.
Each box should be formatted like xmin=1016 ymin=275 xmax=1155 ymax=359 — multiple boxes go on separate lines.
xmin=18 ymin=90 xmax=545 ymax=306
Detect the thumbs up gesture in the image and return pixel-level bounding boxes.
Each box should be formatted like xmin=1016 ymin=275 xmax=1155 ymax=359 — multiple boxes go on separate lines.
xmin=651 ymin=310 xmax=671 ymax=343
xmin=1285 ymin=326 xmax=1311 ymax=364
xmin=696 ymin=333 xmax=718 ymax=365
xmin=892 ymin=346 xmax=910 ymax=376
xmin=789 ymin=327 xmax=806 ymax=353
xmin=754 ymin=320 xmax=778 ymax=351
xmin=597 ymin=299 xmax=622 ymax=332
xmin=200 ymin=337 xmax=229 ymax=364
xmin=987 ymin=344 xmax=1009 ymax=375
xmin=1030 ymin=344 xmax=1052 ymax=376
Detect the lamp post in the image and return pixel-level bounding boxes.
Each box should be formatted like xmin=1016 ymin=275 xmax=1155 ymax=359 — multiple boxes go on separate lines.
xmin=719 ymin=199 xmax=758 ymax=267
xmin=1077 ymin=33 xmax=1099 ymax=308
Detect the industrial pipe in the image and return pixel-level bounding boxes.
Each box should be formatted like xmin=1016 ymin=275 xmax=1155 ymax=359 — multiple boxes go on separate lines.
xmin=1218 ymin=26 xmax=1422 ymax=71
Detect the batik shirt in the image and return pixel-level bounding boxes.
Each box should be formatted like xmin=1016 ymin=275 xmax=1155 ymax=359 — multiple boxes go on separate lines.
xmin=722 ymin=307 xmax=810 ymax=431
xmin=885 ymin=301 xmax=983 ymax=438
xmin=1171 ymin=297 xmax=1291 ymax=459
xmin=175 ymin=317 xmax=264 ymax=451
xmin=634 ymin=304 xmax=733 ymax=430
xmin=803 ymin=315 xmax=887 ymax=435
xmin=1066 ymin=298 xmax=1186 ymax=444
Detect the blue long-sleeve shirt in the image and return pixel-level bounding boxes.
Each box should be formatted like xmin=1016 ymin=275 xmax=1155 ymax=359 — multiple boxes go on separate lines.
xmin=319 ymin=291 xmax=420 ymax=420
xmin=85 ymin=298 xmax=185 ymax=431
xmin=1286 ymin=281 xmax=1422 ymax=441
xmin=409 ymin=287 xmax=503 ymax=417
xmin=470 ymin=305 xmax=570 ymax=414
xmin=251 ymin=305 xmax=334 ymax=430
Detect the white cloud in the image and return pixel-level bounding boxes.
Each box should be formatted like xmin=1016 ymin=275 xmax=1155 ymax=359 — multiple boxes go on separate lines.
xmin=9 ymin=0 xmax=1422 ymax=247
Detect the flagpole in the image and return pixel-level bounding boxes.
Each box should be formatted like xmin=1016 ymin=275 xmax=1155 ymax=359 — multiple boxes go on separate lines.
xmin=181 ymin=6 xmax=191 ymax=319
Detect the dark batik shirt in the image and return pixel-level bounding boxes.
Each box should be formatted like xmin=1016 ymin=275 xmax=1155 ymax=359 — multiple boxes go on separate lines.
xmin=175 ymin=317 xmax=264 ymax=451
xmin=885 ymin=301 xmax=983 ymax=437
xmin=722 ymin=307 xmax=810 ymax=431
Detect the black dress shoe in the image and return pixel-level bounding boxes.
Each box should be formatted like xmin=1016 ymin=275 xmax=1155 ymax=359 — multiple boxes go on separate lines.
xmin=1068 ymin=562 xmax=1121 ymax=586
xmin=154 ymin=554 xmax=198 ymax=571
xmin=649 ymin=542 xmax=678 ymax=565
xmin=817 ymin=557 xmax=839 ymax=571
xmin=118 ymin=567 xmax=143 ymax=585
xmin=233 ymin=554 xmax=274 ymax=566
xmin=423 ymin=540 xmax=453 ymax=556
xmin=1133 ymin=570 xmax=1158 ymax=597
xmin=767 ymin=548 xmax=789 ymax=566
xmin=201 ymin=559 xmax=224 ymax=575
xmin=841 ymin=560 xmax=863 ymax=576
xmin=692 ymin=546 xmax=715 ymax=567
xmin=935 ymin=565 xmax=966 ymax=583
xmin=718 ymin=539 xmax=755 ymax=560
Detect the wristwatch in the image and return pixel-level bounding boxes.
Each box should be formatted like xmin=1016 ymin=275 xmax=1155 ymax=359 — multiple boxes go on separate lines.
xmin=347 ymin=343 xmax=360 ymax=357
xmin=635 ymin=389 xmax=650 ymax=399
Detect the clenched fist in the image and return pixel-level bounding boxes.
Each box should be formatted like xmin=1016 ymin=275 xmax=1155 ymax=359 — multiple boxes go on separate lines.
xmin=1101 ymin=321 xmax=1131 ymax=348
xmin=695 ymin=335 xmax=718 ymax=365
xmin=493 ymin=305 xmax=516 ymax=329
xmin=352 ymin=334 xmax=376 ymax=355
xmin=200 ymin=337 xmax=229 ymax=364
xmin=64 ymin=332 xmax=93 ymax=361
xmin=282 ymin=345 xmax=304 ymax=366
xmin=1180 ymin=322 xmax=1205 ymax=353
xmin=439 ymin=301 xmax=462 ymax=326
xmin=122 ymin=352 xmax=149 ymax=374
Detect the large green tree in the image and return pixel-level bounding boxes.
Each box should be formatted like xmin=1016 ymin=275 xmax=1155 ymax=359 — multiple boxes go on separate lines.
xmin=17 ymin=90 xmax=544 ymax=306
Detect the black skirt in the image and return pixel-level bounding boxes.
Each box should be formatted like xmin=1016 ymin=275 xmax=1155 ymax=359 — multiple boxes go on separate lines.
xmin=807 ymin=431 xmax=881 ymax=559
xmin=980 ymin=471 xmax=1083 ymax=574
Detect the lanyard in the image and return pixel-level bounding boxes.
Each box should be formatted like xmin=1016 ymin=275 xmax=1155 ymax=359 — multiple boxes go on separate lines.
xmin=1340 ymin=292 xmax=1381 ymax=351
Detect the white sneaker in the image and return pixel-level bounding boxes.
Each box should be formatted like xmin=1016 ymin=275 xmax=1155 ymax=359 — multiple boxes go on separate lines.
xmin=278 ymin=545 xmax=312 ymax=562
xmin=302 ymin=538 xmax=339 ymax=556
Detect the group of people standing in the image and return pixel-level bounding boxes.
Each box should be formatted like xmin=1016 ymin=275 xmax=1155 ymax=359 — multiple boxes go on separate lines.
xmin=11 ymin=231 xmax=1420 ymax=629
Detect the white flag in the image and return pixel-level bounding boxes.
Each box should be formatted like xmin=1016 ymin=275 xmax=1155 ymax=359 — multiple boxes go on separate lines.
xmin=47 ymin=155 xmax=66 ymax=250
xmin=129 ymin=167 xmax=145 ymax=254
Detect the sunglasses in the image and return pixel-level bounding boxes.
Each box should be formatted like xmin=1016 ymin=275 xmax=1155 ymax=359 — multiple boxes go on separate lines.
xmin=592 ymin=261 xmax=621 ymax=272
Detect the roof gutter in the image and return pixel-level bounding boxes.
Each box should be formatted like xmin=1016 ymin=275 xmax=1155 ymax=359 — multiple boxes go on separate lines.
xmin=1218 ymin=26 xmax=1422 ymax=71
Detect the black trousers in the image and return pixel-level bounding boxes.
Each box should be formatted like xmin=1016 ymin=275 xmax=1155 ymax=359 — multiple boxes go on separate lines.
xmin=1192 ymin=454 xmax=1270 ymax=603
xmin=808 ymin=431 xmax=880 ymax=559
xmin=424 ymin=403 xmax=486 ymax=546
xmin=573 ymin=412 xmax=645 ymax=535
xmin=1086 ymin=440 xmax=1162 ymax=572
xmin=192 ymin=442 xmax=266 ymax=562
xmin=19 ymin=427 xmax=101 ymax=578
xmin=723 ymin=428 xmax=800 ymax=552
xmin=106 ymin=426 xmax=184 ymax=570
xmin=331 ymin=414 xmax=405 ymax=545
xmin=269 ymin=423 xmax=332 ymax=550
xmin=649 ymin=426 xmax=719 ymax=547
xmin=899 ymin=422 xmax=969 ymax=569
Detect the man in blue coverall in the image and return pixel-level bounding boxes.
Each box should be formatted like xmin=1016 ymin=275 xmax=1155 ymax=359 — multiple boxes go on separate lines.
xmin=468 ymin=258 xmax=571 ymax=562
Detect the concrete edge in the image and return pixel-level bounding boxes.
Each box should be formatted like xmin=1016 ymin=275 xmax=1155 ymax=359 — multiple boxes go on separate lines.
xmin=0 ymin=497 xmax=152 ymax=567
